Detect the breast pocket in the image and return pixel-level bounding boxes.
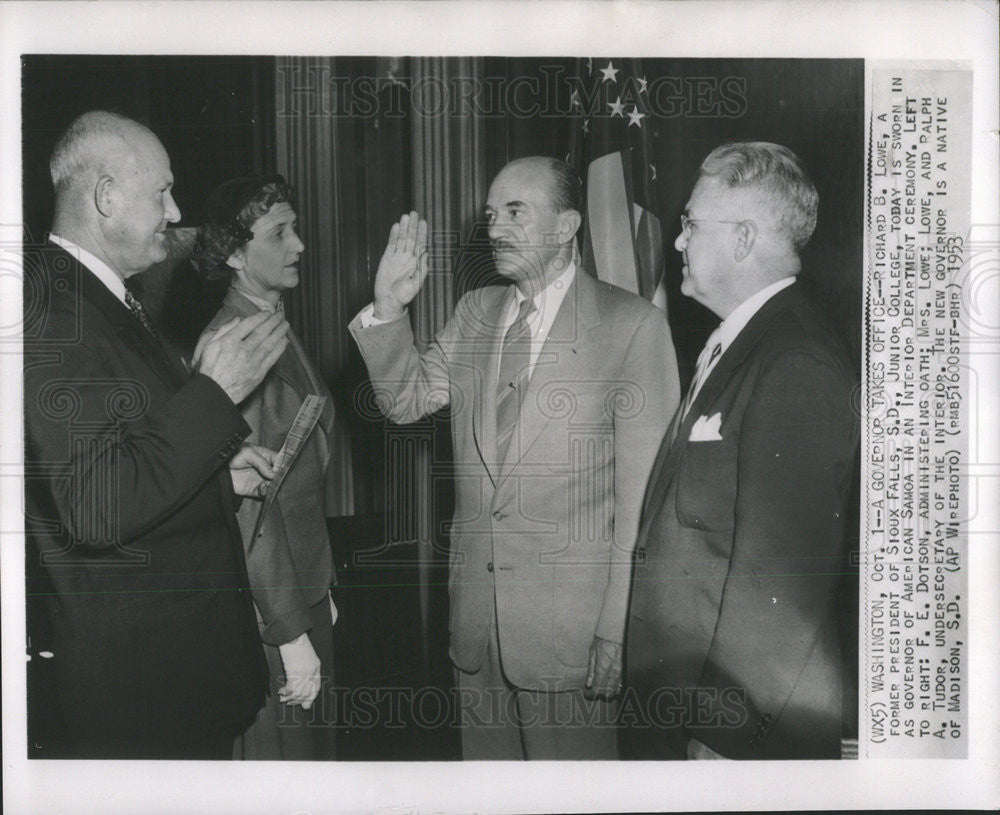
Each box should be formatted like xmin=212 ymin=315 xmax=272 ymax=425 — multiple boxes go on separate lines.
xmin=675 ymin=437 xmax=738 ymax=532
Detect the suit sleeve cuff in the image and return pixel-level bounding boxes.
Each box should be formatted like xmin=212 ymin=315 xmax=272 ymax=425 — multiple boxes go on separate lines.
xmin=184 ymin=372 xmax=252 ymax=459
xmin=259 ymin=609 xmax=312 ymax=647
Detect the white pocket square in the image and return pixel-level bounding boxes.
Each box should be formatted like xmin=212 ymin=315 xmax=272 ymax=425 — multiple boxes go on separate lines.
xmin=688 ymin=412 xmax=723 ymax=442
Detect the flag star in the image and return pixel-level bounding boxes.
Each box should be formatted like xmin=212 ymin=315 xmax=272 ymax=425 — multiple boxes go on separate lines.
xmin=600 ymin=61 xmax=619 ymax=83
xmin=569 ymin=88 xmax=581 ymax=110
xmin=582 ymin=118 xmax=590 ymax=133
xmin=608 ymin=96 xmax=625 ymax=117
xmin=637 ymin=76 xmax=649 ymax=93
xmin=649 ymin=163 xmax=657 ymax=181
xmin=627 ymin=106 xmax=646 ymax=127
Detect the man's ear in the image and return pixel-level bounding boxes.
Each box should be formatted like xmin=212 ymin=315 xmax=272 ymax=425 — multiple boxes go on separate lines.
xmin=733 ymin=220 xmax=758 ymax=263
xmin=558 ymin=209 xmax=583 ymax=245
xmin=94 ymin=175 xmax=115 ymax=218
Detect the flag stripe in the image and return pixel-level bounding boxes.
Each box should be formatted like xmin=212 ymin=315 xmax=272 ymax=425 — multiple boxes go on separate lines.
xmin=633 ymin=204 xmax=665 ymax=300
xmin=586 ymin=151 xmax=639 ymax=294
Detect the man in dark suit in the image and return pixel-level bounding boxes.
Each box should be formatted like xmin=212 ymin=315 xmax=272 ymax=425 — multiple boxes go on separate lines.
xmin=351 ymin=157 xmax=679 ymax=759
xmin=24 ymin=111 xmax=289 ymax=758
xmin=626 ymin=142 xmax=858 ymax=760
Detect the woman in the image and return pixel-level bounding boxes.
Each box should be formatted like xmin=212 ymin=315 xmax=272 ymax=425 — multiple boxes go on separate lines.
xmin=191 ymin=175 xmax=337 ymax=760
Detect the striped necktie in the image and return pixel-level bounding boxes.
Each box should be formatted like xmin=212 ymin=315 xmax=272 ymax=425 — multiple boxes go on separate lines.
xmin=680 ymin=330 xmax=722 ymax=420
xmin=495 ymin=297 xmax=536 ymax=463
xmin=124 ymin=289 xmax=158 ymax=338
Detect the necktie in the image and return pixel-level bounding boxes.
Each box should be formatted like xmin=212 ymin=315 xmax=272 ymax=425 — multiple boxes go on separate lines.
xmin=680 ymin=329 xmax=722 ymax=420
xmin=124 ymin=289 xmax=158 ymax=338
xmin=495 ymin=297 xmax=536 ymax=463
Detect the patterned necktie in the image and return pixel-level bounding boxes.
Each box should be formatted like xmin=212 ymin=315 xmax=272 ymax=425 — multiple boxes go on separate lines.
xmin=680 ymin=329 xmax=722 ymax=420
xmin=495 ymin=297 xmax=536 ymax=463
xmin=124 ymin=289 xmax=158 ymax=338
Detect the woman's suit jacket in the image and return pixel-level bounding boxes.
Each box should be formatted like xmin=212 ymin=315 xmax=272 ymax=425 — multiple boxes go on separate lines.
xmin=207 ymin=289 xmax=336 ymax=646
xmin=350 ymin=270 xmax=679 ymax=690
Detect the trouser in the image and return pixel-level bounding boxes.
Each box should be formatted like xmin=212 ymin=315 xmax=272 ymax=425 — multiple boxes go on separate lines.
xmin=454 ymin=604 xmax=619 ymax=760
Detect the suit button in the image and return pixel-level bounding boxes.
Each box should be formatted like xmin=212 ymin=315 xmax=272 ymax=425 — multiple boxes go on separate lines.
xmin=492 ymin=511 xmax=505 ymax=521
xmin=487 ymin=562 xmax=494 ymax=572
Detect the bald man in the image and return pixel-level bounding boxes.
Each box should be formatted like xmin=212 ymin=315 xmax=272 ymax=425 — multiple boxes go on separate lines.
xmin=351 ymin=157 xmax=680 ymax=759
xmin=24 ymin=111 xmax=289 ymax=758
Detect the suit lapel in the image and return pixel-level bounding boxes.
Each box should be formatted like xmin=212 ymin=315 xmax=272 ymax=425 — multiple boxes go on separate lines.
xmin=471 ymin=287 xmax=510 ymax=488
xmin=69 ymin=253 xmax=185 ymax=390
xmin=222 ymin=288 xmax=336 ymax=445
xmin=652 ymin=282 xmax=805 ymax=490
xmin=222 ymin=289 xmax=307 ymax=401
xmin=497 ymin=270 xmax=598 ymax=484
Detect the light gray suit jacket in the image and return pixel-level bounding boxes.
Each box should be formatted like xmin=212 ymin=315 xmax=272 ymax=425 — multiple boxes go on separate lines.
xmin=350 ymin=270 xmax=679 ymax=689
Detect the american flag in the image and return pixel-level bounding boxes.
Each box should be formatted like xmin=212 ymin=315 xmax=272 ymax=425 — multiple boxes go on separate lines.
xmin=567 ymin=58 xmax=668 ymax=310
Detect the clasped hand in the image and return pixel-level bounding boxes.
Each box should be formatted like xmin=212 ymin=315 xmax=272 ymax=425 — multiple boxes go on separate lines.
xmin=277 ymin=633 xmax=322 ymax=709
xmin=228 ymin=443 xmax=279 ymax=498
xmin=193 ymin=310 xmax=289 ymax=405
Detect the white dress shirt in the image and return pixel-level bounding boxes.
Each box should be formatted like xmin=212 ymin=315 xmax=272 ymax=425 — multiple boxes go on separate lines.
xmin=696 ymin=276 xmax=796 ymax=392
xmin=497 ymin=262 xmax=575 ymax=378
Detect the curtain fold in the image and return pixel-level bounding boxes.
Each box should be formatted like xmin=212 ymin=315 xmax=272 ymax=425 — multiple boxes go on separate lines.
xmin=408 ymin=57 xmax=486 ymax=671
xmin=274 ymin=56 xmax=357 ymax=518
xmin=410 ymin=57 xmax=487 ymax=339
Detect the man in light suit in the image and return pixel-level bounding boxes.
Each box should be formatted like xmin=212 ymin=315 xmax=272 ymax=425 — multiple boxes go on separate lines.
xmin=626 ymin=142 xmax=858 ymax=760
xmin=24 ymin=111 xmax=289 ymax=758
xmin=350 ymin=157 xmax=679 ymax=759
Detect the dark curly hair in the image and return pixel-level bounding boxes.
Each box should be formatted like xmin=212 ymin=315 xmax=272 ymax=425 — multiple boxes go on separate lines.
xmin=190 ymin=174 xmax=295 ymax=282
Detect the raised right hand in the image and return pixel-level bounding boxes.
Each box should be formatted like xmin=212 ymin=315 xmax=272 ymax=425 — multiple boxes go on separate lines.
xmin=373 ymin=211 xmax=428 ymax=321
xmin=193 ymin=311 xmax=289 ymax=404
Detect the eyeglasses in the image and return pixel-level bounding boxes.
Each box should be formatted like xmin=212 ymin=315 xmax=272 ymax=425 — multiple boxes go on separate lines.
xmin=680 ymin=215 xmax=748 ymax=236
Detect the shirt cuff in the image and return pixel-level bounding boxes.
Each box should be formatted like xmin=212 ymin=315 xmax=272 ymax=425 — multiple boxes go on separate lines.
xmin=358 ymin=302 xmax=406 ymax=328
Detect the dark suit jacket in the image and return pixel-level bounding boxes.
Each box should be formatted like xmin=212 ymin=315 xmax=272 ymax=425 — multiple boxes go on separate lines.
xmin=23 ymin=244 xmax=267 ymax=758
xmin=351 ymin=270 xmax=680 ymax=689
xmin=207 ymin=289 xmax=336 ymax=647
xmin=627 ymin=282 xmax=859 ymax=760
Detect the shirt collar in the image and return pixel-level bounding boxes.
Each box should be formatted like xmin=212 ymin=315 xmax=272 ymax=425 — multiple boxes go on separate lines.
xmin=231 ymin=281 xmax=283 ymax=314
xmin=511 ymin=261 xmax=576 ymax=319
xmin=49 ymin=233 xmax=128 ymax=306
xmin=717 ymin=277 xmax=796 ymax=354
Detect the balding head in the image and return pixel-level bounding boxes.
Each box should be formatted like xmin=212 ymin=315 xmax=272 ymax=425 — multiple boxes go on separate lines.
xmin=50 ymin=111 xmax=155 ymax=197
xmin=499 ymin=156 xmax=582 ymax=215
xmin=49 ymin=111 xmax=180 ymax=279
xmin=486 ymin=157 xmax=582 ymax=296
